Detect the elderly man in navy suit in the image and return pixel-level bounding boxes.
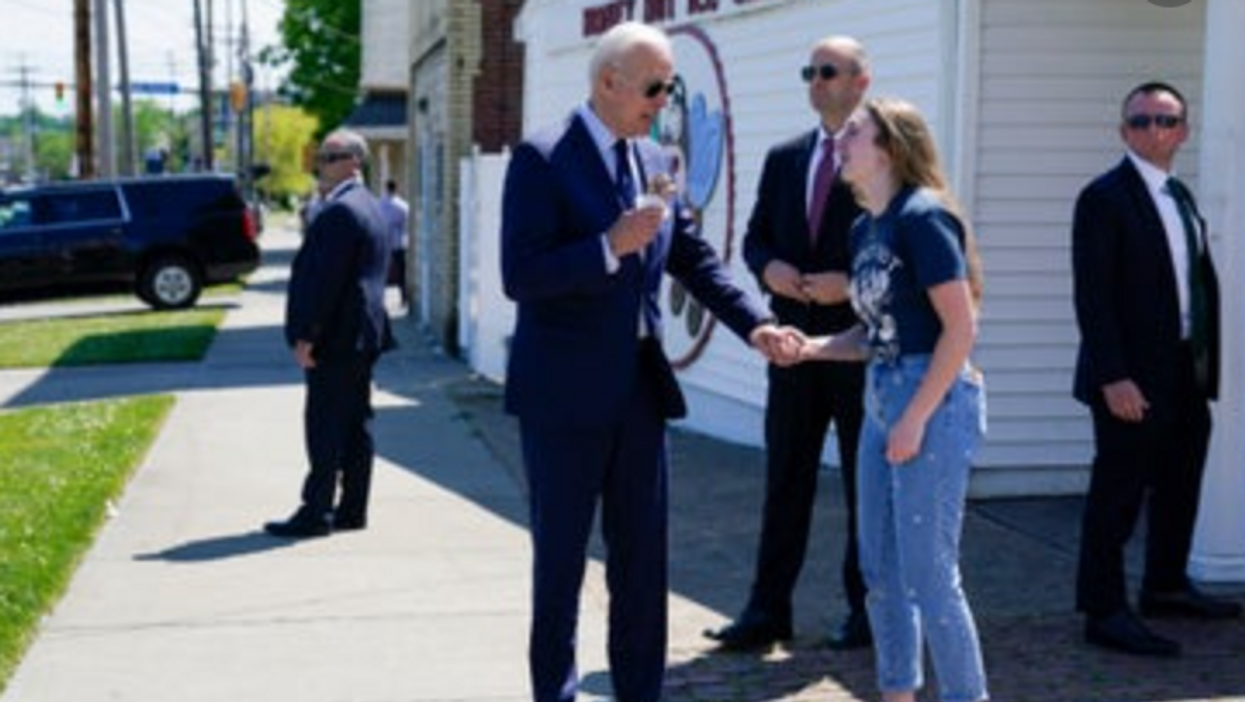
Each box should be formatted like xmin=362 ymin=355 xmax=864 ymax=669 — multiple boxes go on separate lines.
xmin=501 ymin=21 xmax=793 ymax=702
xmin=267 ymin=128 xmax=394 ymax=538
xmin=1072 ymin=81 xmax=1239 ymax=658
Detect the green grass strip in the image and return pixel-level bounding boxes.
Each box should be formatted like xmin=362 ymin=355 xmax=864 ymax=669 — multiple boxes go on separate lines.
xmin=0 ymin=308 xmax=226 ymax=368
xmin=0 ymin=395 xmax=175 ymax=692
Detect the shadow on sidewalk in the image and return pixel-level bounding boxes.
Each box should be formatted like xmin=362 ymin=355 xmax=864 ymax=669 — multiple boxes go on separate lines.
xmin=135 ymin=531 xmax=299 ymax=562
xmin=1 ymin=322 xmax=301 ymax=410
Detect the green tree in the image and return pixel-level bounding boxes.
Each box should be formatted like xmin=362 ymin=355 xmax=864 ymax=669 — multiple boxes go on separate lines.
xmin=133 ymin=101 xmax=173 ymax=154
xmin=262 ymin=0 xmax=361 ymax=138
xmin=34 ymin=129 xmax=73 ymax=181
xmin=252 ymin=103 xmax=319 ymax=206
xmin=2 ymin=110 xmax=74 ymax=181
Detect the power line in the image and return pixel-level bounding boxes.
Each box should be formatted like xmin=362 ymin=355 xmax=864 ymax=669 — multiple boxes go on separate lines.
xmin=6 ymin=0 xmax=62 ymax=17
xmin=278 ymin=3 xmax=362 ymax=45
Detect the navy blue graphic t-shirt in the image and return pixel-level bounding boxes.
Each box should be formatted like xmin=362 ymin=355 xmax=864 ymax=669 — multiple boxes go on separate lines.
xmin=849 ymin=186 xmax=967 ymax=362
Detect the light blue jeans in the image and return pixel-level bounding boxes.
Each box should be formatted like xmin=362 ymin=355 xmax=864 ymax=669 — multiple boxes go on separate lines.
xmin=857 ymin=355 xmax=988 ymax=702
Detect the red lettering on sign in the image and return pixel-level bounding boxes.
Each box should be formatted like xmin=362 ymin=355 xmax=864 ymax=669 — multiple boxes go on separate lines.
xmin=583 ymin=1 xmax=635 ymax=37
xmin=643 ymin=0 xmax=675 ymax=23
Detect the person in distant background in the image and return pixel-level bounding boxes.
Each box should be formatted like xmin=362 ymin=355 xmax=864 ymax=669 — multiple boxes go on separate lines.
xmin=379 ymin=179 xmax=410 ymax=307
xmin=266 ymin=128 xmax=394 ymax=539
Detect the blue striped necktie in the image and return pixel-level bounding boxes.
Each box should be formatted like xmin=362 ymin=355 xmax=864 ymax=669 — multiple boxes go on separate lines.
xmin=614 ymin=139 xmax=636 ymax=207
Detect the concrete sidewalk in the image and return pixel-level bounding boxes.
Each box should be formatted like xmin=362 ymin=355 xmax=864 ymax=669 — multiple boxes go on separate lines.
xmin=1 ymin=224 xmax=538 ymax=702
xmin=3 ymin=221 xmax=1244 ymax=702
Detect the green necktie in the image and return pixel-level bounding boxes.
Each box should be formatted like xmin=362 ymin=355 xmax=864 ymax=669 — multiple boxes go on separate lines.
xmin=1167 ymin=176 xmax=1209 ymax=381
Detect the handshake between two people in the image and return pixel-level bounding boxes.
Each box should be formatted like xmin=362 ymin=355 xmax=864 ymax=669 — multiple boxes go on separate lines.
xmin=749 ymin=323 xmax=869 ymax=367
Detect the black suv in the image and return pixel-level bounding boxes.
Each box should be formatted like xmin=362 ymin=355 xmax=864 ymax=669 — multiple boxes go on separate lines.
xmin=0 ymin=174 xmax=261 ymax=309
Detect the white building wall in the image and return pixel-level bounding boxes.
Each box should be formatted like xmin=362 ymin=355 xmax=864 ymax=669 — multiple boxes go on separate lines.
xmin=459 ymin=151 xmax=514 ymax=382
xmin=969 ymin=0 xmax=1205 ymax=494
xmin=361 ymin=0 xmax=412 ymax=89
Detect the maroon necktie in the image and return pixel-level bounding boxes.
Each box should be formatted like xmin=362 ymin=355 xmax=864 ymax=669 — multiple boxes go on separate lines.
xmin=808 ymin=136 xmax=836 ymax=243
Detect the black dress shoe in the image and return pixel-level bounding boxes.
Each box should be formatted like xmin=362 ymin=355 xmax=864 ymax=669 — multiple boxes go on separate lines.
xmin=263 ymin=513 xmax=331 ymax=538
xmin=332 ymin=515 xmax=367 ymax=532
xmin=1085 ymin=610 xmax=1180 ymax=657
xmin=703 ymin=614 xmax=793 ymax=651
xmin=825 ymin=610 xmax=872 ymax=650
xmin=1140 ymin=586 xmax=1242 ymax=619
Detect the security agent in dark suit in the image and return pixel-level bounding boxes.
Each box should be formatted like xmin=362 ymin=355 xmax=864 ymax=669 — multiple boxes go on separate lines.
xmin=706 ymin=36 xmax=871 ymax=652
xmin=501 ymin=22 xmax=794 ymax=702
xmin=1072 ymin=81 xmax=1239 ymax=657
xmin=266 ymin=128 xmax=394 ymax=538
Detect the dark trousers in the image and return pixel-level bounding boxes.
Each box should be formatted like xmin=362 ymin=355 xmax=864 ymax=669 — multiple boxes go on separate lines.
xmin=747 ymin=359 xmax=866 ymax=623
xmin=300 ymin=353 xmax=376 ymax=523
xmin=1076 ymin=350 xmax=1212 ymax=617
xmin=389 ymin=249 xmax=408 ymax=304
xmin=521 ymin=367 xmax=668 ymax=702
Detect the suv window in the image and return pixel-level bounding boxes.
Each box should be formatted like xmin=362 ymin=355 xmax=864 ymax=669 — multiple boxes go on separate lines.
xmin=36 ymin=190 xmax=124 ymax=225
xmin=0 ymin=198 xmax=34 ymax=230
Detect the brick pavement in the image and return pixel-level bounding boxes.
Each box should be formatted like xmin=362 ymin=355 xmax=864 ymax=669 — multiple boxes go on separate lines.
xmin=447 ymin=375 xmax=1245 ymax=702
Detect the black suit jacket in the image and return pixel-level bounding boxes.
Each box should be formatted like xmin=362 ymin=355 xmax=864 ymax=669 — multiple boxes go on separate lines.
xmin=742 ymin=129 xmax=860 ymax=334
xmin=285 ymin=179 xmax=393 ymax=361
xmin=1072 ymin=157 xmax=1220 ymax=413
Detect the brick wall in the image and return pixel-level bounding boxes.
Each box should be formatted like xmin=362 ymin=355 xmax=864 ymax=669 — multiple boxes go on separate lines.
xmin=408 ymin=0 xmax=525 ymax=353
xmin=472 ymin=0 xmax=525 ymax=153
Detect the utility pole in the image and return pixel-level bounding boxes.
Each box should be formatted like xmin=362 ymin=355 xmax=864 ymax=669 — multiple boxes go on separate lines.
xmin=237 ymin=0 xmax=253 ymax=196
xmin=114 ymin=0 xmax=135 ymax=176
xmin=13 ymin=60 xmax=38 ymax=182
xmin=207 ymin=0 xmax=216 ymax=167
xmin=93 ymin=0 xmax=114 ymax=177
xmin=224 ymin=0 xmax=234 ymax=171
xmin=165 ymin=52 xmax=179 ymax=146
xmin=193 ymin=0 xmax=213 ymax=170
xmin=74 ymin=0 xmax=95 ymax=178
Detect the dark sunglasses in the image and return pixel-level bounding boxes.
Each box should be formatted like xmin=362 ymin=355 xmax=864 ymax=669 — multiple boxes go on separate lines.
xmin=800 ymin=63 xmax=839 ymax=82
xmin=1125 ymin=113 xmax=1182 ymax=130
xmin=640 ymin=77 xmax=678 ymax=99
xmin=317 ymin=151 xmax=355 ymax=164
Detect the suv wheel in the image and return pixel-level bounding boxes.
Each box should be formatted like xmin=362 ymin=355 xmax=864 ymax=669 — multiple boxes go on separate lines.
xmin=140 ymin=256 xmax=202 ymax=309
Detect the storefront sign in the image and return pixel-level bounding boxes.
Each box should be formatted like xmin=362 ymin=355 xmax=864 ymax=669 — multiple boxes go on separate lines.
xmin=582 ymin=0 xmax=784 ymax=37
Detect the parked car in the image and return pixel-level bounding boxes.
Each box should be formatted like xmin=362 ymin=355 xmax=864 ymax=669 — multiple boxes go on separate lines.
xmin=0 ymin=174 xmax=260 ymax=309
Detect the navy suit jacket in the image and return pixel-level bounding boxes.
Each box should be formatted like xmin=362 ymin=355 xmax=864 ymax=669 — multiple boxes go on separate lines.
xmin=742 ymin=129 xmax=860 ymax=335
xmin=285 ymin=180 xmax=393 ymax=361
xmin=501 ymin=112 xmax=769 ymax=427
xmin=1072 ymin=157 xmax=1220 ymax=413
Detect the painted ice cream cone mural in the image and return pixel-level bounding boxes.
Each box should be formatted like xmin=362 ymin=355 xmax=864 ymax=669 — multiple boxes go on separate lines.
xmin=653 ymin=27 xmax=734 ymax=369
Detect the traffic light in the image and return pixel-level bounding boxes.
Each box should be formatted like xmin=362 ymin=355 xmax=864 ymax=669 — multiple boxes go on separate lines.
xmin=54 ymin=81 xmax=65 ymax=102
